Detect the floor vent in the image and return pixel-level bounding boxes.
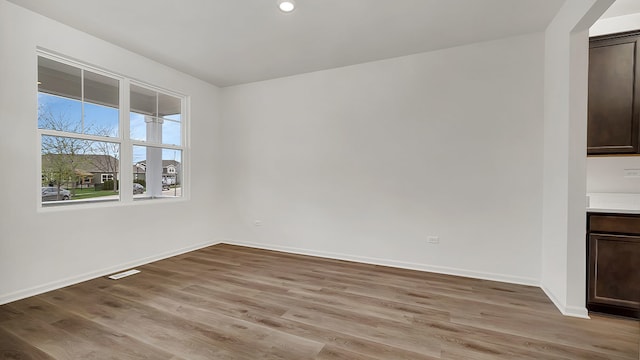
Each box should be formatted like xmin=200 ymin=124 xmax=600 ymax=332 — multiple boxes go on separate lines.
xmin=108 ymin=269 xmax=140 ymax=280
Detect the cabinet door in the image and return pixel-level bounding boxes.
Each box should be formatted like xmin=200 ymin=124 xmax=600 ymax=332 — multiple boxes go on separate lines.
xmin=588 ymin=234 xmax=640 ymax=318
xmin=588 ymin=34 xmax=640 ymax=155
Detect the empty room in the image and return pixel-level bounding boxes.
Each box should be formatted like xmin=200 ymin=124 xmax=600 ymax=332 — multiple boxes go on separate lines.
xmin=0 ymin=0 xmax=639 ymax=359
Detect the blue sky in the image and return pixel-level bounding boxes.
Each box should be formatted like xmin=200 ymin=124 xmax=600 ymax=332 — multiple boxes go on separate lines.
xmin=38 ymin=93 xmax=118 ymax=136
xmin=39 ymin=92 xmax=182 ymax=164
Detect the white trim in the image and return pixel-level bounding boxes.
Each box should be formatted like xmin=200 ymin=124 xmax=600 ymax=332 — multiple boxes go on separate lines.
xmin=101 ymin=173 xmax=114 ymax=183
xmin=130 ymin=140 xmax=183 ymax=151
xmin=0 ymin=240 xmax=220 ymax=305
xmin=120 ymin=78 xmax=133 ymax=202
xmin=37 ymin=193 xmax=188 ymax=213
xmin=564 ymin=306 xmax=590 ymax=319
xmin=541 ymin=285 xmax=590 ymax=319
xmin=39 ymin=128 xmax=121 ymax=144
xmin=541 ymin=285 xmax=565 ymax=315
xmin=221 ymin=239 xmax=539 ymax=287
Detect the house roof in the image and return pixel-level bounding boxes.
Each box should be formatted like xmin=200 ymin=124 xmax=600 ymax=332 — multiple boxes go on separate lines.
xmin=133 ymin=160 xmax=181 ymax=174
xmin=42 ymin=154 xmax=119 ymax=174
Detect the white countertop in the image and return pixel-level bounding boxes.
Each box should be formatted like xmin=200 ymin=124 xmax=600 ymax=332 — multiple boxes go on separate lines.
xmin=587 ymin=193 xmax=640 ymax=214
xmin=587 ymin=207 xmax=640 ymax=214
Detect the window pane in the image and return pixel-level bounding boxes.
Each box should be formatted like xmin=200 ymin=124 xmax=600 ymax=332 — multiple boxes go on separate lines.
xmin=132 ymin=146 xmax=182 ymax=199
xmin=162 ymin=119 xmax=181 ymax=146
xmin=162 ymin=149 xmax=182 ymax=195
xmin=84 ymin=102 xmax=119 ymax=137
xmin=83 ymin=70 xmax=119 ymax=136
xmin=130 ymin=84 xmax=155 ymax=142
xmin=158 ymin=93 xmax=181 ymax=119
xmin=159 ymin=94 xmax=181 ymax=146
xmin=84 ymin=70 xmax=119 ymax=108
xmin=38 ymin=56 xmax=81 ymax=101
xmin=42 ymin=135 xmax=120 ymax=205
xmin=130 ymin=84 xmax=156 ymax=116
xmin=130 ymin=112 xmax=147 ymax=142
xmin=38 ymin=92 xmax=82 ymax=132
xmin=37 ymin=57 xmax=82 ymax=132
xmin=38 ymin=57 xmax=120 ymax=137
xmin=130 ymin=85 xmax=182 ymax=145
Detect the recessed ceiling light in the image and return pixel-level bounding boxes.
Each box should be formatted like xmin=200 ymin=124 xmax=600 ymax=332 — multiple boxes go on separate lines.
xmin=278 ymin=0 xmax=295 ymax=13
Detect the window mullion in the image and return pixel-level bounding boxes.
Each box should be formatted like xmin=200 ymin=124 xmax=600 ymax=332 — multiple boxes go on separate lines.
xmin=129 ymin=140 xmax=182 ymax=151
xmin=38 ymin=129 xmax=121 ymax=144
xmin=81 ymin=68 xmax=85 ymax=134
xmin=120 ymin=79 xmax=133 ymax=202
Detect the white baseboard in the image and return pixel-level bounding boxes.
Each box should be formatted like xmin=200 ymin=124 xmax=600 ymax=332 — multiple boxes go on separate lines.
xmin=541 ymin=285 xmax=590 ymax=319
xmin=3 ymin=238 xmax=590 ymax=320
xmin=0 ymin=240 xmax=220 ymax=306
xmin=226 ymin=240 xmax=598 ymax=318
xmin=564 ymin=306 xmax=589 ymax=319
xmin=221 ymin=239 xmax=539 ymax=287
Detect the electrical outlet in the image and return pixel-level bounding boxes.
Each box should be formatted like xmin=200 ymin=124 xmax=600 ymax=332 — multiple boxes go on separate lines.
xmin=427 ymin=236 xmax=439 ymax=244
xmin=624 ymin=169 xmax=640 ymax=177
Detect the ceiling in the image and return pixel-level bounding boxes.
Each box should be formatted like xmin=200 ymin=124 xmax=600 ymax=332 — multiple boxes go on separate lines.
xmin=9 ymin=0 xmax=570 ymax=87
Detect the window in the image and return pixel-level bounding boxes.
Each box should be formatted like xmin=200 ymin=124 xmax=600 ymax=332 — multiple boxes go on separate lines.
xmin=101 ymin=174 xmax=114 ymax=183
xmin=38 ymin=53 xmax=186 ymax=206
xmin=130 ymin=84 xmax=184 ymax=199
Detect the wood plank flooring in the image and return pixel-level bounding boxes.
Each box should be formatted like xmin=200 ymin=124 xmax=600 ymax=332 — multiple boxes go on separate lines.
xmin=0 ymin=244 xmax=638 ymax=359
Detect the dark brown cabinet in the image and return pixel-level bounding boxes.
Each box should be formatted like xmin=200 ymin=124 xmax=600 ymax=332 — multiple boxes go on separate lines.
xmin=588 ymin=31 xmax=640 ymax=155
xmin=587 ymin=213 xmax=640 ymax=319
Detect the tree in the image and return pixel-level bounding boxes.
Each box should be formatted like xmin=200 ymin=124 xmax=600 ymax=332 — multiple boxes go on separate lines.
xmin=87 ymin=127 xmax=120 ymax=191
xmin=39 ymin=104 xmax=90 ymax=198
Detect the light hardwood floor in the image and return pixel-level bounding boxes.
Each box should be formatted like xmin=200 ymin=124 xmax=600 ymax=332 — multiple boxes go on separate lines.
xmin=0 ymin=244 xmax=638 ymax=359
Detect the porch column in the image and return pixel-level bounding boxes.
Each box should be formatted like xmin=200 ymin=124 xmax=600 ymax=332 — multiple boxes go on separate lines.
xmin=145 ymin=115 xmax=163 ymax=197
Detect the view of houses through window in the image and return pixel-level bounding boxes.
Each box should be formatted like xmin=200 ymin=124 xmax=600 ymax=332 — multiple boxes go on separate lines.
xmin=38 ymin=54 xmax=185 ymax=205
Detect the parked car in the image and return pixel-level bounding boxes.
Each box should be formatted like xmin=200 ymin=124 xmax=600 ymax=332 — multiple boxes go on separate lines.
xmin=133 ymin=183 xmax=145 ymax=194
xmin=41 ymin=187 xmax=71 ymax=201
xmin=162 ymin=183 xmax=170 ymax=191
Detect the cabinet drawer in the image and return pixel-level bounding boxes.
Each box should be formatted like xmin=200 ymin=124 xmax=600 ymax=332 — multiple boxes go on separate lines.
xmin=589 ymin=214 xmax=640 ymax=235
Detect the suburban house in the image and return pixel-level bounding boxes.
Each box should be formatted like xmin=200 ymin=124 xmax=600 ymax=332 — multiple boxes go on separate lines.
xmin=41 ymin=154 xmax=119 ymax=188
xmin=1 ymin=0 xmax=639 ymax=358
xmin=133 ymin=160 xmax=181 ymax=185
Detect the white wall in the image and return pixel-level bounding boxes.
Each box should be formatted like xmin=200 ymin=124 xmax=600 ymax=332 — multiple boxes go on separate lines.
xmin=221 ymin=33 xmax=546 ymax=285
xmin=0 ymin=1 xmax=223 ymax=304
xmin=587 ymin=157 xmax=640 ymax=193
xmin=542 ymin=0 xmax=614 ymax=318
xmin=0 ymin=0 xmax=620 ymax=318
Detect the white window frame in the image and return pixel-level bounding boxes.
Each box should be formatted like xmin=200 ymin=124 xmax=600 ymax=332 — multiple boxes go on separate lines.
xmin=37 ymin=50 xmax=188 ymax=210
xmin=101 ymin=174 xmax=114 ymax=183
xmin=129 ymin=81 xmax=186 ymax=200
